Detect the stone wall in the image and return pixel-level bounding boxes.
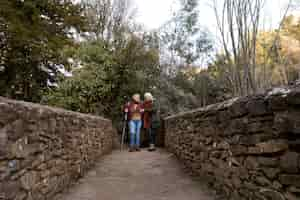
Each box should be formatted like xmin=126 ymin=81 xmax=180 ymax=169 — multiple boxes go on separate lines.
xmin=0 ymin=97 xmax=115 ymax=200
xmin=165 ymin=86 xmax=300 ymax=200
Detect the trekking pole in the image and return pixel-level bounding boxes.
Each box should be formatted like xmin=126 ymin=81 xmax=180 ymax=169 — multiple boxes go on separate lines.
xmin=121 ymin=113 xmax=128 ymax=151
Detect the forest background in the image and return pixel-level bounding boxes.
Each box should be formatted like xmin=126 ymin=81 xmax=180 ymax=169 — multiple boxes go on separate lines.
xmin=1 ymin=0 xmax=300 ymax=124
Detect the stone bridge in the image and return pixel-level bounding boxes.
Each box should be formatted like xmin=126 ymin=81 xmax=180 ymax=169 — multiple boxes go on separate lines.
xmin=1 ymin=85 xmax=300 ymax=200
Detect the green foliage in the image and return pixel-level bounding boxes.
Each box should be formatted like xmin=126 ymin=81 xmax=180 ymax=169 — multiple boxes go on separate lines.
xmin=7 ymin=0 xmax=300 ymax=122
xmin=0 ymin=0 xmax=217 ymax=119
xmin=0 ymin=0 xmax=86 ymax=101
xmin=45 ymin=41 xmax=114 ymax=114
xmin=45 ymin=34 xmax=161 ymax=121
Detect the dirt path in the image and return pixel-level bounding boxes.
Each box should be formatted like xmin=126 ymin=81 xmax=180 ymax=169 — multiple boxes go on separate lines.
xmin=56 ymin=149 xmax=215 ymax=200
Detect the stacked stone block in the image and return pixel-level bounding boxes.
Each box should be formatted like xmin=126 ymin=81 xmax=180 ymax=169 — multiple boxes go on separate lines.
xmin=0 ymin=97 xmax=115 ymax=200
xmin=165 ymin=86 xmax=300 ymax=200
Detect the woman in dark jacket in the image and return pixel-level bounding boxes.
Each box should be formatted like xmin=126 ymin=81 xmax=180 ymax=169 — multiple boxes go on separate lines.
xmin=143 ymin=92 xmax=160 ymax=151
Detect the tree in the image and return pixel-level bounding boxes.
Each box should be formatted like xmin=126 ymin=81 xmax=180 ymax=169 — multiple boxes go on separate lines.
xmin=212 ymin=0 xmax=265 ymax=96
xmin=160 ymin=0 xmax=213 ymax=74
xmin=0 ymin=0 xmax=85 ymax=101
xmin=45 ymin=31 xmax=160 ymax=121
xmin=45 ymin=41 xmax=115 ymax=114
xmin=255 ymin=15 xmax=300 ymax=88
xmin=82 ymin=0 xmax=135 ymax=47
xmin=212 ymin=0 xmax=296 ymax=96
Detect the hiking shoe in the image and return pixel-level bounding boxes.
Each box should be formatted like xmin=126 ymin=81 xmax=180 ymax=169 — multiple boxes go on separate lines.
xmin=135 ymin=147 xmax=141 ymax=152
xmin=148 ymin=144 xmax=156 ymax=151
xmin=129 ymin=147 xmax=135 ymax=152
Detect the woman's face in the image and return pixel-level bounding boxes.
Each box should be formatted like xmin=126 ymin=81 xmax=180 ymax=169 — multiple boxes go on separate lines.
xmin=132 ymin=94 xmax=140 ymax=103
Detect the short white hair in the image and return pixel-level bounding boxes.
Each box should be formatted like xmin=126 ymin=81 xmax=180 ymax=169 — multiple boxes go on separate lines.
xmin=144 ymin=92 xmax=153 ymax=101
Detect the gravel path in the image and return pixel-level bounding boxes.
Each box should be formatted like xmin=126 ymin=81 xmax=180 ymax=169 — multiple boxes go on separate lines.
xmin=56 ymin=149 xmax=215 ymax=200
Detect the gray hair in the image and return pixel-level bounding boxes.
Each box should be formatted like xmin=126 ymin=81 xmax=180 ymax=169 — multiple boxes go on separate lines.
xmin=144 ymin=92 xmax=153 ymax=101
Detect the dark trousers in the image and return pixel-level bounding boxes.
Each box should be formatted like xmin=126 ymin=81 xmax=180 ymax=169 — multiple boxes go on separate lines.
xmin=147 ymin=127 xmax=156 ymax=145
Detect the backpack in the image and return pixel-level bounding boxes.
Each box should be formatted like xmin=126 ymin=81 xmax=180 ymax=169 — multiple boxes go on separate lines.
xmin=151 ymin=100 xmax=161 ymax=129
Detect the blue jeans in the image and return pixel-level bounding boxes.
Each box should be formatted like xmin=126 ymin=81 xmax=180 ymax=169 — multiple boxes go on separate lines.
xmin=129 ymin=120 xmax=142 ymax=148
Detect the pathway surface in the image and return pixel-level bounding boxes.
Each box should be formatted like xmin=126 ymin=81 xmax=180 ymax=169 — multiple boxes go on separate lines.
xmin=56 ymin=149 xmax=215 ymax=200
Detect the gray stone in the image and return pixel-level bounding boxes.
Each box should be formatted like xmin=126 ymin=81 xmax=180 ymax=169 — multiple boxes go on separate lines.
xmin=243 ymin=181 xmax=258 ymax=191
xmin=261 ymin=168 xmax=281 ymax=179
xmin=240 ymin=134 xmax=273 ymax=145
xmin=15 ymin=191 xmax=27 ymax=200
xmin=287 ymin=88 xmax=300 ymax=105
xmin=199 ymin=152 xmax=209 ymax=162
xmin=231 ymin=175 xmax=242 ymax=188
xmin=238 ymin=167 xmax=250 ymax=180
xmin=205 ymin=137 xmax=213 ymax=145
xmin=202 ymin=126 xmax=216 ymax=136
xmin=257 ymin=157 xmax=279 ymax=167
xmin=231 ymin=145 xmax=248 ymax=156
xmin=228 ymin=99 xmax=248 ymax=117
xmin=0 ymin=181 xmax=21 ymax=199
xmin=272 ymin=181 xmax=283 ymax=190
xmin=274 ymin=112 xmax=300 ymax=134
xmin=292 ymin=120 xmax=300 ymax=134
xmin=288 ymin=186 xmax=300 ymax=194
xmin=228 ymin=134 xmax=241 ymax=145
xmin=11 ymin=138 xmax=42 ymax=158
xmin=163 ymin=85 xmax=300 ymax=200
xmin=48 ymin=118 xmax=57 ymax=133
xmin=201 ymin=163 xmax=214 ymax=173
xmin=255 ymin=176 xmax=271 ymax=186
xmin=248 ymin=140 xmax=288 ymax=154
xmin=8 ymin=119 xmax=25 ymax=141
xmin=20 ymin=171 xmax=38 ymax=190
xmin=217 ymin=141 xmax=230 ymax=150
xmin=267 ymin=95 xmax=288 ymax=111
xmin=280 ymin=152 xmax=299 ymax=173
xmin=210 ymin=151 xmax=222 ymax=158
xmin=224 ymin=119 xmax=246 ymax=135
xmin=247 ymin=122 xmax=272 ymax=134
xmin=259 ymin=189 xmax=285 ymax=200
xmin=274 ymin=112 xmax=291 ymax=133
xmin=217 ymin=110 xmax=230 ymax=123
xmin=279 ymin=174 xmax=300 ymax=187
xmin=245 ymin=156 xmax=259 ymax=169
xmin=192 ymin=140 xmax=205 ymax=152
xmin=229 ymin=157 xmax=241 ymax=166
xmin=0 ymin=102 xmax=17 ymax=124
xmin=0 ymin=96 xmax=114 ymax=200
xmin=246 ymin=99 xmax=269 ymax=116
xmin=0 ymin=127 xmax=7 ymax=149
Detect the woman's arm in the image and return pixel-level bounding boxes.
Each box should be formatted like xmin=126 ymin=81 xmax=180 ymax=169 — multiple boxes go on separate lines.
xmin=124 ymin=102 xmax=130 ymax=113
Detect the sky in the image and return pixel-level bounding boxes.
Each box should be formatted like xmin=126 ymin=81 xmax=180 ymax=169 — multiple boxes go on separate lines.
xmin=134 ymin=0 xmax=299 ymax=32
xmin=133 ymin=0 xmax=178 ymax=30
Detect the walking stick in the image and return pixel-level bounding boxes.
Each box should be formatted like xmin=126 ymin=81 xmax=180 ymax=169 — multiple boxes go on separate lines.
xmin=121 ymin=113 xmax=128 ymax=151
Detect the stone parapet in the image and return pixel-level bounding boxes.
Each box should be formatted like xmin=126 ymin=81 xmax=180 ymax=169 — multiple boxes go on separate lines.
xmin=0 ymin=97 xmax=115 ymax=200
xmin=165 ymin=86 xmax=300 ymax=199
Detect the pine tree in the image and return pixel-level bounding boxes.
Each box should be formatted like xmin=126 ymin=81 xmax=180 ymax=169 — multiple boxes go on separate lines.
xmin=0 ymin=0 xmax=86 ymax=101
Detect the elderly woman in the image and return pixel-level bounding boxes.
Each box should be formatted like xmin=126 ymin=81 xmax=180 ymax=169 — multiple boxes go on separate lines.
xmin=124 ymin=94 xmax=144 ymax=152
xmin=143 ymin=92 xmax=160 ymax=151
